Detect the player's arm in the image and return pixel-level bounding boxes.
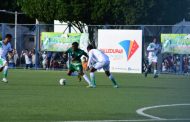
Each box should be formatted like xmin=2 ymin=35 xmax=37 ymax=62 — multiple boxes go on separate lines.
xmin=147 ymin=44 xmax=155 ymax=52
xmin=83 ymin=51 xmax=89 ymax=58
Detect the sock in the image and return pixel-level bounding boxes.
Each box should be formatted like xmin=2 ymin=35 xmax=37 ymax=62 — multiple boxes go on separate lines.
xmin=3 ymin=66 xmax=8 ymax=78
xmin=70 ymin=72 xmax=79 ymax=76
xmin=154 ymin=70 xmax=157 ymax=75
xmin=108 ymin=74 xmax=117 ymax=86
xmin=83 ymin=74 xmax=91 ymax=85
xmin=90 ymin=72 xmax=96 ymax=86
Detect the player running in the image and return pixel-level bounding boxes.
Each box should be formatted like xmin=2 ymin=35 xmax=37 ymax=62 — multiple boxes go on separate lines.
xmin=0 ymin=34 xmax=13 ymax=83
xmin=145 ymin=38 xmax=161 ymax=78
xmin=87 ymin=45 xmax=118 ymax=88
xmin=63 ymin=42 xmax=92 ymax=87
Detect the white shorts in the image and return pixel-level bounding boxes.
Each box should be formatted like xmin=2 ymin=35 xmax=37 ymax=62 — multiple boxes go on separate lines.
xmin=93 ymin=61 xmax=110 ymax=71
xmin=0 ymin=57 xmax=7 ymax=68
xmin=148 ymin=57 xmax=157 ymax=65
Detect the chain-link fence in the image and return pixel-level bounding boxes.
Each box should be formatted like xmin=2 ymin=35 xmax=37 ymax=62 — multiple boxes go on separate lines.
xmin=1 ymin=23 xmax=190 ymax=74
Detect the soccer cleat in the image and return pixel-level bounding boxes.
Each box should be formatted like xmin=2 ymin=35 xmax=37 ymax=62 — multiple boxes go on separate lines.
xmin=86 ymin=85 xmax=95 ymax=88
xmin=2 ymin=78 xmax=8 ymax=83
xmin=78 ymin=75 xmax=82 ymax=82
xmin=144 ymin=72 xmax=148 ymax=77
xmin=114 ymin=85 xmax=119 ymax=88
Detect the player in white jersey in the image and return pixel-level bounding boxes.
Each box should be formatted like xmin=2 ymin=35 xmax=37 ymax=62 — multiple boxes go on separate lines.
xmin=87 ymin=45 xmax=118 ymax=88
xmin=0 ymin=34 xmax=13 ymax=83
xmin=145 ymin=38 xmax=161 ymax=78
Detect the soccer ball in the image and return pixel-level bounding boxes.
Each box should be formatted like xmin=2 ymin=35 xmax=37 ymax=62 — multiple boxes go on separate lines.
xmin=59 ymin=78 xmax=66 ymax=86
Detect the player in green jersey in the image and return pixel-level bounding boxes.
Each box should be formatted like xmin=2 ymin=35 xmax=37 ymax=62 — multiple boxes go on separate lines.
xmin=63 ymin=42 xmax=92 ymax=87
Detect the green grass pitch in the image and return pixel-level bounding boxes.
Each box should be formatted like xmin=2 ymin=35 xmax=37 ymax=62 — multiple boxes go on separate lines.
xmin=0 ymin=69 xmax=190 ymax=122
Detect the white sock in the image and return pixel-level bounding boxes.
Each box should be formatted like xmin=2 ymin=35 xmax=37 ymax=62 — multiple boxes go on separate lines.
xmin=3 ymin=66 xmax=8 ymax=78
xmin=83 ymin=74 xmax=91 ymax=85
xmin=154 ymin=70 xmax=157 ymax=75
xmin=90 ymin=72 xmax=96 ymax=86
xmin=70 ymin=72 xmax=79 ymax=76
xmin=90 ymin=72 xmax=95 ymax=79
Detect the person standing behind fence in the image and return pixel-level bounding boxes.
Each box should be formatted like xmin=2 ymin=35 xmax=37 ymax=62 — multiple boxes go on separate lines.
xmin=7 ymin=51 xmax=15 ymax=68
xmin=13 ymin=49 xmax=19 ymax=67
xmin=145 ymin=37 xmax=161 ymax=78
xmin=0 ymin=34 xmax=13 ymax=83
xmin=21 ymin=49 xmax=32 ymax=69
xmin=30 ymin=49 xmax=35 ymax=68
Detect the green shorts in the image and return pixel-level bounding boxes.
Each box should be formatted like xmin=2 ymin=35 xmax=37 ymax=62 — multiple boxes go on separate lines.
xmin=69 ymin=63 xmax=83 ymax=72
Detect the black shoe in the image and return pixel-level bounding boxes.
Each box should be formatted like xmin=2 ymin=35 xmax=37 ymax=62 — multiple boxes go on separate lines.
xmin=78 ymin=75 xmax=82 ymax=82
xmin=144 ymin=72 xmax=148 ymax=77
xmin=154 ymin=75 xmax=158 ymax=78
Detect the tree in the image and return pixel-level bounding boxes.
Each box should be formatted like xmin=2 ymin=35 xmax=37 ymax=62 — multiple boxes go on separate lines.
xmin=17 ymin=0 xmax=190 ymax=27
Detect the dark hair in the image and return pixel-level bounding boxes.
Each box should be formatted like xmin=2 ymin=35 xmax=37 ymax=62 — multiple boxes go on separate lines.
xmin=5 ymin=34 xmax=12 ymax=39
xmin=87 ymin=45 xmax=94 ymax=50
xmin=72 ymin=42 xmax=79 ymax=47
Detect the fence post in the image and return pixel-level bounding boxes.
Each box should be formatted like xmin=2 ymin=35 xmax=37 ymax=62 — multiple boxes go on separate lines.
xmin=141 ymin=25 xmax=145 ymax=73
xmin=35 ymin=23 xmax=40 ymax=69
xmin=68 ymin=22 xmax=72 ymax=33
xmin=1 ymin=23 xmax=6 ymax=39
xmin=180 ymin=54 xmax=183 ymax=74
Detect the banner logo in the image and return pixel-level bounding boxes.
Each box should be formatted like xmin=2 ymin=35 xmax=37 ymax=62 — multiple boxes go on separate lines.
xmin=119 ymin=40 xmax=139 ymax=61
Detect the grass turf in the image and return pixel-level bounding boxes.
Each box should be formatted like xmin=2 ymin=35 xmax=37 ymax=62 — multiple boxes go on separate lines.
xmin=0 ymin=69 xmax=190 ymax=122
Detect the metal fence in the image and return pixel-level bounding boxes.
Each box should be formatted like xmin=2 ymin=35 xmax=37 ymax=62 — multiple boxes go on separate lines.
xmin=0 ymin=23 xmax=190 ymax=74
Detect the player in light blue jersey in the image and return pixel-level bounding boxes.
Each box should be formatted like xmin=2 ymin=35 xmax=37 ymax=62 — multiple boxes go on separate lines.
xmin=145 ymin=37 xmax=161 ymax=78
xmin=0 ymin=34 xmax=13 ymax=83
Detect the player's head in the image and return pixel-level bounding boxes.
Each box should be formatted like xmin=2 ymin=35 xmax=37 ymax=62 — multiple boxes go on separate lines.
xmin=153 ymin=37 xmax=157 ymax=43
xmin=87 ymin=45 xmax=94 ymax=52
xmin=72 ymin=42 xmax=79 ymax=51
xmin=4 ymin=34 xmax=12 ymax=44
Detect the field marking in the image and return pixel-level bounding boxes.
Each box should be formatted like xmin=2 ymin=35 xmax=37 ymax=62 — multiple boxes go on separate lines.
xmin=136 ymin=103 xmax=190 ymax=120
xmin=62 ymin=118 xmax=190 ymax=122
xmin=57 ymin=103 xmax=190 ymax=122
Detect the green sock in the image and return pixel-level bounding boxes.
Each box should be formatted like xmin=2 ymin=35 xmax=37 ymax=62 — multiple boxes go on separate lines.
xmin=109 ymin=75 xmax=117 ymax=86
xmin=90 ymin=72 xmax=96 ymax=86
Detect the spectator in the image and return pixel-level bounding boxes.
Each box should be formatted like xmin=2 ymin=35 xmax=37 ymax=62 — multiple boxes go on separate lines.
xmin=7 ymin=52 xmax=15 ymax=68
xmin=21 ymin=49 xmax=32 ymax=69
xmin=13 ymin=49 xmax=19 ymax=67
xmin=42 ymin=52 xmax=47 ymax=69
xmin=30 ymin=49 xmax=35 ymax=68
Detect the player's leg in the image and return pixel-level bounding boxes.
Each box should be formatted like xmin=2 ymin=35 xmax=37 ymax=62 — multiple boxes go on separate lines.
xmin=153 ymin=62 xmax=158 ymax=78
xmin=0 ymin=58 xmax=9 ymax=83
xmin=89 ymin=67 xmax=97 ymax=87
xmin=103 ymin=62 xmax=118 ymax=88
xmin=153 ymin=57 xmax=158 ymax=78
xmin=145 ymin=58 xmax=152 ymax=77
xmin=77 ymin=66 xmax=93 ymax=87
xmin=67 ymin=64 xmax=79 ymax=76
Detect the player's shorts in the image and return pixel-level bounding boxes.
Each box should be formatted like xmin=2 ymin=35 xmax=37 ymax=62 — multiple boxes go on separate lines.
xmin=69 ymin=63 xmax=83 ymax=72
xmin=93 ymin=61 xmax=110 ymax=71
xmin=148 ymin=56 xmax=158 ymax=65
xmin=0 ymin=57 xmax=7 ymax=68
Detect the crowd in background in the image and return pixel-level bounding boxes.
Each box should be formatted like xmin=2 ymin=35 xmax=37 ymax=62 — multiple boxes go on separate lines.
xmin=6 ymin=48 xmax=190 ymax=74
xmin=161 ymin=54 xmax=190 ymax=74
xmin=7 ymin=49 xmax=69 ymax=70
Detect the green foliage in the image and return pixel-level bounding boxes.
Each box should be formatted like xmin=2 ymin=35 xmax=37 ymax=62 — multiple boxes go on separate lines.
xmin=17 ymin=0 xmax=190 ymax=25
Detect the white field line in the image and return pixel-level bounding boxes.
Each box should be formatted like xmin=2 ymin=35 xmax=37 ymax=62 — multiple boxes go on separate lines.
xmin=55 ymin=103 xmax=190 ymax=122
xmin=61 ymin=118 xmax=190 ymax=122
xmin=136 ymin=103 xmax=190 ymax=120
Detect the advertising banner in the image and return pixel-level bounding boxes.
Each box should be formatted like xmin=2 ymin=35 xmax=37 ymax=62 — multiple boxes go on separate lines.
xmin=40 ymin=32 xmax=89 ymax=52
xmin=161 ymin=34 xmax=190 ymax=54
xmin=98 ymin=29 xmax=142 ymax=73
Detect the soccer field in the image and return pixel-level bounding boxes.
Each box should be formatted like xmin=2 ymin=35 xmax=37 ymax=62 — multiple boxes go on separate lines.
xmin=0 ymin=69 xmax=190 ymax=122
